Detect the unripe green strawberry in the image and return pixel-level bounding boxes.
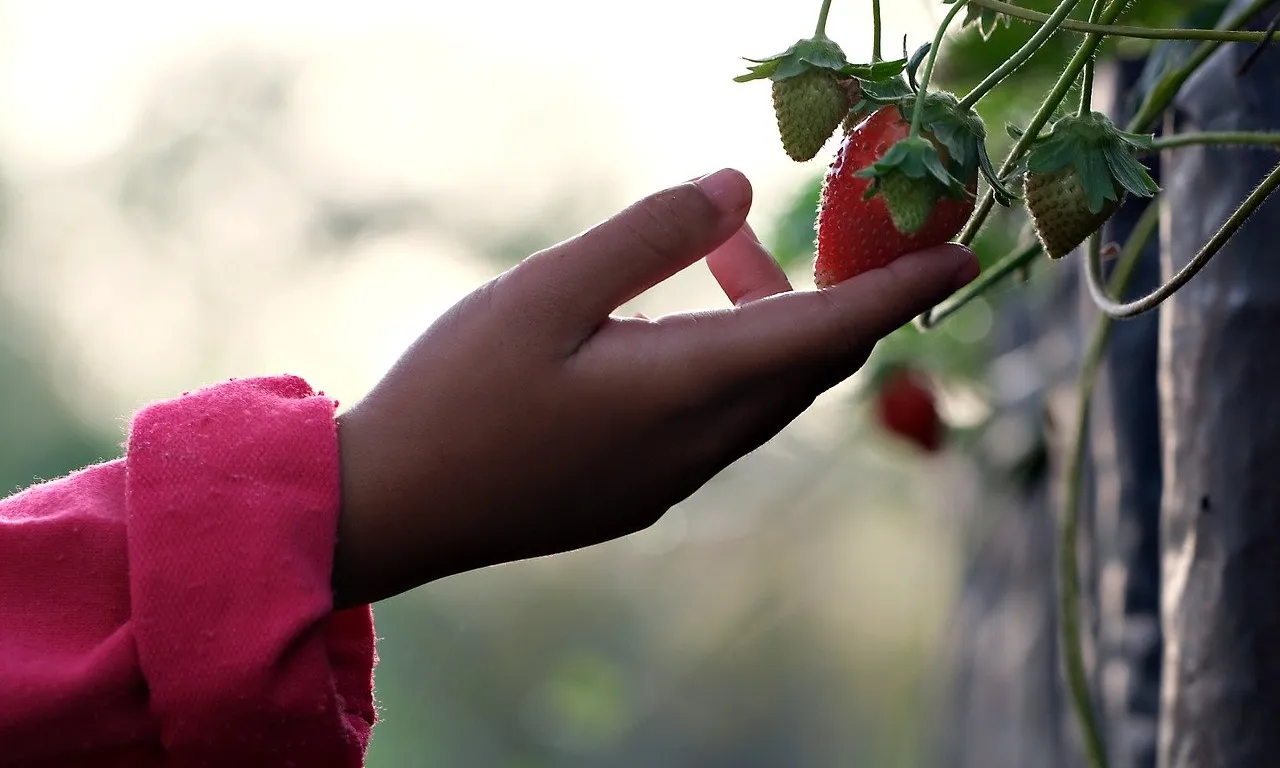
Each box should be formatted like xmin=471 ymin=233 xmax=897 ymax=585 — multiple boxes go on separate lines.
xmin=736 ymin=37 xmax=911 ymax=160
xmin=878 ymin=168 xmax=942 ymax=236
xmin=1024 ymin=166 xmax=1124 ymax=260
xmin=772 ymin=69 xmax=849 ymax=162
xmin=1018 ymin=111 xmax=1159 ymax=259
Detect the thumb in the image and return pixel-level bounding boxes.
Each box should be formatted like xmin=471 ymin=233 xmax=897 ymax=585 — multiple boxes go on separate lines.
xmin=513 ymin=168 xmax=752 ymax=337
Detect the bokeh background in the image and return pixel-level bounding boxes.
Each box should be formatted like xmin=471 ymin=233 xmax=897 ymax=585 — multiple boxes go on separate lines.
xmin=0 ymin=0 xmax=1211 ymax=765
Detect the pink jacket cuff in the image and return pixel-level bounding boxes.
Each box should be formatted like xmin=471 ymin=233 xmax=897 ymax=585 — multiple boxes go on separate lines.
xmin=0 ymin=375 xmax=377 ymax=766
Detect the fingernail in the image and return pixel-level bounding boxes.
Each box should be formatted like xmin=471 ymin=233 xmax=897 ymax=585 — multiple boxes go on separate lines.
xmin=694 ymin=168 xmax=751 ymax=215
xmin=742 ymin=221 xmax=763 ymax=244
xmin=951 ymin=248 xmax=981 ymax=290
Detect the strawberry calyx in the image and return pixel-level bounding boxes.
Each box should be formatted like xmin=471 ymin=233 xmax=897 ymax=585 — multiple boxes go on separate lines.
xmin=734 ymin=37 xmax=905 ymax=85
xmin=1019 ymin=111 xmax=1160 ymax=214
xmin=906 ymin=91 xmax=1017 ymax=206
xmin=855 ymin=91 xmax=1016 ymax=235
xmin=856 ymin=136 xmax=952 ymax=235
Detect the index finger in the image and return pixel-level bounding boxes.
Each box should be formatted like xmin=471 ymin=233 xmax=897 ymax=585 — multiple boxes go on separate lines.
xmin=705 ymin=224 xmax=793 ymax=306
xmin=671 ymin=245 xmax=979 ymax=384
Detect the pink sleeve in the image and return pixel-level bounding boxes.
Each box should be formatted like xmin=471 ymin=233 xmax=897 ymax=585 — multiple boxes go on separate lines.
xmin=0 ymin=375 xmax=377 ymax=766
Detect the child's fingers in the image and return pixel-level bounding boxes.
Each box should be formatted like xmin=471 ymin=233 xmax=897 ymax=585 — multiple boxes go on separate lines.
xmin=512 ymin=169 xmax=752 ymax=339
xmin=705 ymin=224 xmax=793 ymax=306
xmin=680 ymin=245 xmax=979 ymax=385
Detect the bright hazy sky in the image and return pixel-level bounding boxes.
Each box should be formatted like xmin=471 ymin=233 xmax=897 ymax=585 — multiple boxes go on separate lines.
xmin=0 ymin=0 xmax=939 ymax=420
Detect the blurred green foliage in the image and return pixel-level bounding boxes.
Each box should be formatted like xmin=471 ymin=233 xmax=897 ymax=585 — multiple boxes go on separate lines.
xmin=0 ymin=319 xmax=120 ymax=494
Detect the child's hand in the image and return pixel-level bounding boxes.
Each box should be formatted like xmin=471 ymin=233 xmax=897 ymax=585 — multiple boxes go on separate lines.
xmin=332 ymin=169 xmax=977 ymax=607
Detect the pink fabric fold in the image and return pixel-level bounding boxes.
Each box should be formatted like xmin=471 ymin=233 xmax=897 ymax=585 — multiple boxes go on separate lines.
xmin=0 ymin=375 xmax=376 ymax=766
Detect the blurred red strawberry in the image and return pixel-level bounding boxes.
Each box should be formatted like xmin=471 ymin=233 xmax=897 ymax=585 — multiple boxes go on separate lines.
xmin=874 ymin=368 xmax=943 ymax=453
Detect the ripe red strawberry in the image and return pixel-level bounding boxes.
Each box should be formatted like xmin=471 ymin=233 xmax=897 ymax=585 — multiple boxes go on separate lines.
xmin=874 ymin=368 xmax=943 ymax=453
xmin=815 ymin=105 xmax=976 ymax=288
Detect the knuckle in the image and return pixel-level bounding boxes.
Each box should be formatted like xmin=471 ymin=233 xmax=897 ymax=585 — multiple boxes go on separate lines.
xmin=625 ymin=185 xmax=717 ymax=259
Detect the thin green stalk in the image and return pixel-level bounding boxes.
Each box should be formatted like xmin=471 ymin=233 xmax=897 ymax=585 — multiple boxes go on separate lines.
xmin=1127 ymin=0 xmax=1277 ymax=131
xmin=911 ymin=0 xmax=968 ymax=136
xmin=814 ymin=0 xmax=835 ymax=38
xmin=918 ymin=240 xmax=1043 ymax=328
xmin=919 ymin=0 xmax=1277 ymax=331
xmin=1078 ymin=0 xmax=1108 ymax=115
xmin=1061 ymin=199 xmax=1160 ymax=768
xmin=1086 ymin=158 xmax=1280 ymax=318
xmin=871 ymin=0 xmax=883 ymax=61
xmin=954 ymin=0 xmax=1130 ymax=249
xmin=1146 ymin=130 xmax=1280 ymax=153
xmin=969 ymin=0 xmax=1274 ymax=43
xmin=957 ymin=0 xmax=1086 ymax=111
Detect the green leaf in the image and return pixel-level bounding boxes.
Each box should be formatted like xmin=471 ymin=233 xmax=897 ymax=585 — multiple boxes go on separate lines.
xmin=917 ymin=96 xmax=979 ymax=176
xmin=1114 ymin=128 xmax=1156 ymax=150
xmin=733 ymin=59 xmax=781 ymax=83
xmin=792 ymin=37 xmax=850 ymax=71
xmin=849 ymin=75 xmax=914 ymax=119
xmin=734 ymin=37 xmax=851 ymax=83
xmin=1075 ymin=145 xmax=1118 ymax=214
xmin=1026 ymin=133 xmax=1083 ymax=175
xmin=978 ymin=142 xmax=1017 ymax=206
xmin=944 ymin=0 xmax=1007 ymax=41
xmin=906 ymin=43 xmax=932 ymax=91
xmin=841 ymin=58 xmax=908 ymax=80
xmin=1102 ymin=143 xmax=1160 ymax=198
xmin=859 ymin=76 xmax=913 ymax=102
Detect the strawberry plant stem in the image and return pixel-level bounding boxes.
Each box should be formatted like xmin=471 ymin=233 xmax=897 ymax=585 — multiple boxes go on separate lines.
xmin=919 ymin=0 xmax=1277 ymax=333
xmin=1077 ymin=0 xmax=1108 ymax=116
xmin=918 ymin=0 xmax=1128 ymax=331
xmin=1146 ymin=131 xmax=1280 ymax=152
xmin=967 ymin=0 xmax=1274 ymax=43
xmin=871 ymin=0 xmax=883 ymax=61
xmin=1085 ymin=158 xmax=1280 ymax=318
xmin=954 ymin=0 xmax=1129 ymax=248
xmin=1062 ymin=199 xmax=1161 ymax=768
xmin=919 ymin=133 xmax=1279 ymax=328
xmin=814 ymin=0 xmax=834 ymax=39
xmin=956 ymin=0 xmax=1086 ymax=112
xmin=910 ymin=0 xmax=968 ymax=137
xmin=1126 ymin=0 xmax=1278 ymax=132
xmin=917 ymin=240 xmax=1044 ymax=328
